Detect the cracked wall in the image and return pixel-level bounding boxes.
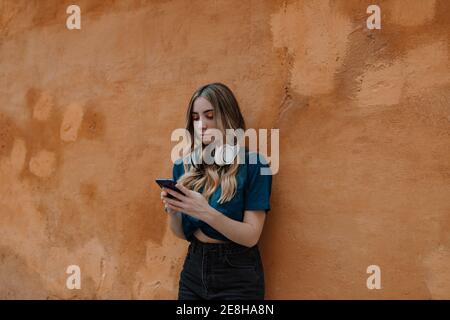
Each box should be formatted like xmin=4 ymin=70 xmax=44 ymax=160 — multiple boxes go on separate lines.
xmin=0 ymin=0 xmax=449 ymax=299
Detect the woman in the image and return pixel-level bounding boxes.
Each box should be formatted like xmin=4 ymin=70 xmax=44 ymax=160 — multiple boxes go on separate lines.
xmin=160 ymin=83 xmax=272 ymax=300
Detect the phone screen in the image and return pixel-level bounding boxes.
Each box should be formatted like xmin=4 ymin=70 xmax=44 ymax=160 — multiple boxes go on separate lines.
xmin=155 ymin=179 xmax=185 ymax=199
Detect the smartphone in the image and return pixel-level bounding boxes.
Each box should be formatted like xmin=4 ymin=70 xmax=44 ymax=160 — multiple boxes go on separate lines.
xmin=155 ymin=178 xmax=185 ymax=199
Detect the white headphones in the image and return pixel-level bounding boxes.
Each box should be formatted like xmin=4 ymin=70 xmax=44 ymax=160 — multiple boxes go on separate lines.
xmin=214 ymin=143 xmax=240 ymax=165
xmin=189 ymin=143 xmax=240 ymax=167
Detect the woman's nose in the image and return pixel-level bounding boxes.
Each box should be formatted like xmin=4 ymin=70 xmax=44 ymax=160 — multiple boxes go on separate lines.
xmin=194 ymin=122 xmax=206 ymax=134
xmin=198 ymin=119 xmax=207 ymax=129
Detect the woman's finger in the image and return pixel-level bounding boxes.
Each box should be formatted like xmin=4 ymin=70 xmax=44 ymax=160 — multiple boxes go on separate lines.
xmin=166 ymin=202 xmax=183 ymax=213
xmin=164 ymin=196 xmax=186 ymax=209
xmin=175 ymin=183 xmax=191 ymax=196
xmin=165 ymin=187 xmax=187 ymax=201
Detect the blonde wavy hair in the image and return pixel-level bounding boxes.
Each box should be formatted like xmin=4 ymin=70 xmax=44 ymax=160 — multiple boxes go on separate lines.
xmin=177 ymin=83 xmax=247 ymax=204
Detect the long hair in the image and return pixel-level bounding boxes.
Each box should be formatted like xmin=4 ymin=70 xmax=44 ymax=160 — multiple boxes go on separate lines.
xmin=178 ymin=83 xmax=246 ymax=204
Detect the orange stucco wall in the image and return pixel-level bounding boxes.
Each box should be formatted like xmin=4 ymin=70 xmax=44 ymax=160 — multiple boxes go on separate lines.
xmin=0 ymin=0 xmax=449 ymax=299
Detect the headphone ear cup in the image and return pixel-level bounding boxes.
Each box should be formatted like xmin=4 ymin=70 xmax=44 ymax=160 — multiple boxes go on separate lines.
xmin=215 ymin=144 xmax=239 ymax=166
xmin=223 ymin=144 xmax=237 ymax=164
xmin=214 ymin=144 xmax=225 ymax=166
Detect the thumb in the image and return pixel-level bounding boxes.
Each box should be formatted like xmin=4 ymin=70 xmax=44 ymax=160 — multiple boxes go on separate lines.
xmin=176 ymin=183 xmax=190 ymax=195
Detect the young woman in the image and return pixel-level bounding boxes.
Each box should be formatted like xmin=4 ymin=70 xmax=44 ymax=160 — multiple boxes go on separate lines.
xmin=160 ymin=83 xmax=272 ymax=300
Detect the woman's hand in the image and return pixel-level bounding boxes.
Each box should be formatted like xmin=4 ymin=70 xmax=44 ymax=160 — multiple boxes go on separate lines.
xmin=160 ymin=189 xmax=179 ymax=216
xmin=162 ymin=183 xmax=211 ymax=221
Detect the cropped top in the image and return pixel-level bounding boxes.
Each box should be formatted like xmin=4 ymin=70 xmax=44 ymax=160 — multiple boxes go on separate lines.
xmin=172 ymin=149 xmax=273 ymax=242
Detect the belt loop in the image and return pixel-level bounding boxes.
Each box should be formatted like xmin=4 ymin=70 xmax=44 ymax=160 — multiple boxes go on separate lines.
xmin=193 ymin=237 xmax=200 ymax=254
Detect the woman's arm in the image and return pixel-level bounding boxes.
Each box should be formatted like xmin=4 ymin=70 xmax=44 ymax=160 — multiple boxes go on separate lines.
xmin=161 ymin=188 xmax=186 ymax=240
xmin=163 ymin=184 xmax=266 ymax=247
xmin=168 ymin=211 xmax=186 ymax=240
xmin=203 ymin=208 xmax=266 ymax=247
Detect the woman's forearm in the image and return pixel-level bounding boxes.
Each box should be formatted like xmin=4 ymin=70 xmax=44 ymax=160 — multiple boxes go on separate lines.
xmin=169 ymin=211 xmax=186 ymax=240
xmin=203 ymin=208 xmax=258 ymax=247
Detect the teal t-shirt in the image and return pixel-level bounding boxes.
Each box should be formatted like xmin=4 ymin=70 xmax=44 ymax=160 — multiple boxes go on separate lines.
xmin=172 ymin=149 xmax=273 ymax=242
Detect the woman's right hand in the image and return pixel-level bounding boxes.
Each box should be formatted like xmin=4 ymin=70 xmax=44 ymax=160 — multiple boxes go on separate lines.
xmin=161 ymin=188 xmax=179 ymax=216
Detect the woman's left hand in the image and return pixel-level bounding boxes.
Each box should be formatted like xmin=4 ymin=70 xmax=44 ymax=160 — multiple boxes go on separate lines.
xmin=162 ymin=183 xmax=211 ymax=221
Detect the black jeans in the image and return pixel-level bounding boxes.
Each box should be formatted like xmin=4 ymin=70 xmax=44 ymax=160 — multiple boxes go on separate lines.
xmin=178 ymin=236 xmax=265 ymax=300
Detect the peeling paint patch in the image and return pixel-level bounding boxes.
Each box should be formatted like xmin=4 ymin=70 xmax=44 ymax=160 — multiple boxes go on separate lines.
xmin=29 ymin=149 xmax=56 ymax=178
xmin=9 ymin=137 xmax=27 ymax=174
xmin=60 ymin=103 xmax=84 ymax=142
xmin=32 ymin=91 xmax=54 ymax=121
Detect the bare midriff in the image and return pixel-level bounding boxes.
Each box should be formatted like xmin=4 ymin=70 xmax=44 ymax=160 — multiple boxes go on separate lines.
xmin=193 ymin=228 xmax=229 ymax=243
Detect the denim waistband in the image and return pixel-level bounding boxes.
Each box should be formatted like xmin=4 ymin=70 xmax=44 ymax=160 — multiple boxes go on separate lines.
xmin=189 ymin=236 xmax=256 ymax=255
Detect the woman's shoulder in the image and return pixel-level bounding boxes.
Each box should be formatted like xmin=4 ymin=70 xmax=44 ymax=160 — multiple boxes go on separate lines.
xmin=173 ymin=153 xmax=191 ymax=166
xmin=172 ymin=155 xmax=189 ymax=176
xmin=173 ymin=157 xmax=184 ymax=166
xmin=240 ymin=149 xmax=272 ymax=179
xmin=242 ymin=149 xmax=270 ymax=166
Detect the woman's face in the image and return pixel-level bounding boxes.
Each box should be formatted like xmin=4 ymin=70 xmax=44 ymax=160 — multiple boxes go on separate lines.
xmin=192 ymin=97 xmax=217 ymax=145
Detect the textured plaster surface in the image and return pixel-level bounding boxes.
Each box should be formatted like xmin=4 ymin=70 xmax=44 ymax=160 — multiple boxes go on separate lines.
xmin=0 ymin=0 xmax=449 ymax=299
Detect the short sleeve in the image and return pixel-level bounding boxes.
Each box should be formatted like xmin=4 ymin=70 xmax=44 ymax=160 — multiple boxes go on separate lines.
xmin=244 ymin=153 xmax=273 ymax=213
